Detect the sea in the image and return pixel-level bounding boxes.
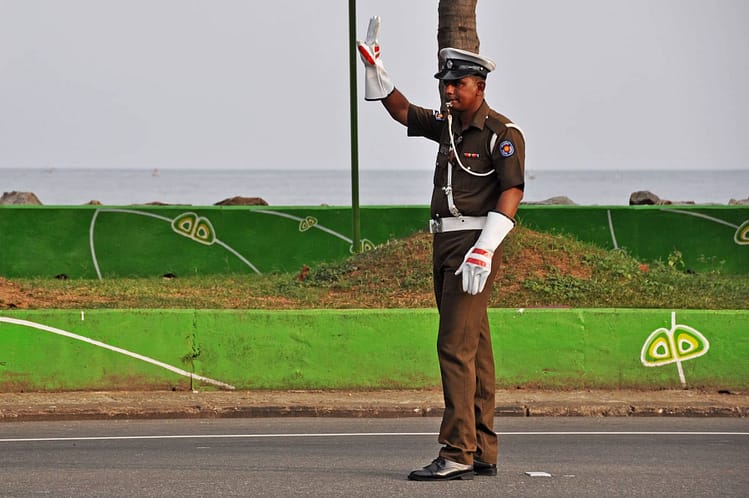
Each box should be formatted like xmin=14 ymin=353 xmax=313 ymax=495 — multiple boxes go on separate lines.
xmin=1 ymin=168 xmax=747 ymax=207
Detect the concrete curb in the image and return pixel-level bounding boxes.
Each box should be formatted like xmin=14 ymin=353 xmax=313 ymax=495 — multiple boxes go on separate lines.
xmin=1 ymin=389 xmax=746 ymax=422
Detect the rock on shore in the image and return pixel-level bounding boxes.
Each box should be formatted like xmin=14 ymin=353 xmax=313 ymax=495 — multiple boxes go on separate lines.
xmin=629 ymin=190 xmax=696 ymax=205
xmin=214 ymin=196 xmax=269 ymax=206
xmin=0 ymin=191 xmax=42 ymax=205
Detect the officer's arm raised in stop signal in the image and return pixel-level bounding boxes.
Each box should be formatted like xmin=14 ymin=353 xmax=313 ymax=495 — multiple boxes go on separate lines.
xmin=382 ymin=89 xmax=409 ymax=126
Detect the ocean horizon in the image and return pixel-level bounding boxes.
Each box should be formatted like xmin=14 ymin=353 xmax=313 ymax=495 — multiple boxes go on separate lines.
xmin=1 ymin=167 xmax=747 ymax=207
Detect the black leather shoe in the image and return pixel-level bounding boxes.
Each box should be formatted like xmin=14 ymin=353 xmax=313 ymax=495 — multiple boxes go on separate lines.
xmin=474 ymin=459 xmax=497 ymax=476
xmin=408 ymin=457 xmax=474 ymax=481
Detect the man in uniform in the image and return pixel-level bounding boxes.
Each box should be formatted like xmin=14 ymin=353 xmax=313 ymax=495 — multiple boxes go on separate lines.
xmin=358 ymin=17 xmax=525 ymax=481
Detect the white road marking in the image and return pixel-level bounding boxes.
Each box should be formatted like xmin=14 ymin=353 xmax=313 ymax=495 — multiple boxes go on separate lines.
xmin=1 ymin=431 xmax=747 ymax=444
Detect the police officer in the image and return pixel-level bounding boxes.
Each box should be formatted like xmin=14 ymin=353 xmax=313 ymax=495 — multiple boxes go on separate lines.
xmin=358 ymin=17 xmax=525 ymax=481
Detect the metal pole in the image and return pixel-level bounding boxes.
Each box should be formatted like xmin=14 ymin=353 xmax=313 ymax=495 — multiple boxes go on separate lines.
xmin=348 ymin=0 xmax=361 ymax=253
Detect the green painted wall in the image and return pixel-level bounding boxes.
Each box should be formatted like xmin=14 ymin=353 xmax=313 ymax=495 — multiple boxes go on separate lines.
xmin=1 ymin=309 xmax=746 ymax=392
xmin=0 ymin=205 xmax=426 ymax=278
xmin=1 ymin=205 xmax=746 ymax=278
xmin=517 ymin=205 xmax=749 ymax=274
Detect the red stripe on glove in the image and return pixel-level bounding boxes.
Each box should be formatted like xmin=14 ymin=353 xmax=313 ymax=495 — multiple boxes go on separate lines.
xmin=465 ymin=257 xmax=490 ymax=268
xmin=358 ymin=44 xmax=377 ymax=65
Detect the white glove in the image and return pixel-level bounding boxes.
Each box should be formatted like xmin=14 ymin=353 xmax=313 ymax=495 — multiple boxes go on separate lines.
xmin=455 ymin=211 xmax=515 ymax=295
xmin=357 ymin=16 xmax=395 ymax=100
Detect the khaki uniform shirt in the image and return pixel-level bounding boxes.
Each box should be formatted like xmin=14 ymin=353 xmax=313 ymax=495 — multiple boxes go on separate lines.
xmin=407 ymin=100 xmax=525 ymax=219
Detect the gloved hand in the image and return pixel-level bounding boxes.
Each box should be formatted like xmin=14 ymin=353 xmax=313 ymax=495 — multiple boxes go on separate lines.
xmin=455 ymin=211 xmax=515 ymax=295
xmin=357 ymin=16 xmax=395 ymax=100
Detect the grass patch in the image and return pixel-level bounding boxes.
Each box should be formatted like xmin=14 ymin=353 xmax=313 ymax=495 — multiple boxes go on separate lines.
xmin=1 ymin=226 xmax=747 ymax=310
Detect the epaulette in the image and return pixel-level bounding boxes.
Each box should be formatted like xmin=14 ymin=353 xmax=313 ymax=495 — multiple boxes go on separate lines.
xmin=484 ymin=112 xmax=509 ymax=136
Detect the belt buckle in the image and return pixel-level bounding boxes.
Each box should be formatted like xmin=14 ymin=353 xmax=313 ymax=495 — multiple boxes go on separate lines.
xmin=429 ymin=218 xmax=443 ymax=233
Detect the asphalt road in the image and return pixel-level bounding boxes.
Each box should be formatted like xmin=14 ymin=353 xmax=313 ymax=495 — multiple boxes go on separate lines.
xmin=1 ymin=417 xmax=747 ymax=497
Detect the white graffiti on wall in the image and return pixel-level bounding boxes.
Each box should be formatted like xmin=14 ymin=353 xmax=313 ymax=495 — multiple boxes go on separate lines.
xmin=89 ymin=209 xmax=373 ymax=280
xmin=640 ymin=311 xmax=710 ymax=386
xmin=0 ymin=316 xmax=235 ymax=390
xmin=734 ymin=220 xmax=749 ymax=245
xmin=89 ymin=209 xmax=261 ymax=280
xmin=253 ymin=210 xmax=374 ymax=252
xmin=171 ymin=212 xmax=216 ymax=245
xmin=606 ymin=208 xmax=749 ymax=250
xmin=659 ymin=209 xmax=748 ymax=246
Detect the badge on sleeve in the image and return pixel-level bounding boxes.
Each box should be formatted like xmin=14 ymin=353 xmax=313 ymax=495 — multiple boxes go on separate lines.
xmin=433 ymin=110 xmax=446 ymax=122
xmin=499 ymin=140 xmax=515 ymax=157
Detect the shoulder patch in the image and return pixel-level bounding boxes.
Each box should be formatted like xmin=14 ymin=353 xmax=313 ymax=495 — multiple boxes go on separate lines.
xmin=499 ymin=140 xmax=515 ymax=157
xmin=433 ymin=110 xmax=446 ymax=122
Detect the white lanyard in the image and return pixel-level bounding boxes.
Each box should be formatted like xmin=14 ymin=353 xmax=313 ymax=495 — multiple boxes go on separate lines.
xmin=442 ymin=111 xmax=493 ymax=218
xmin=442 ymin=109 xmax=526 ymax=218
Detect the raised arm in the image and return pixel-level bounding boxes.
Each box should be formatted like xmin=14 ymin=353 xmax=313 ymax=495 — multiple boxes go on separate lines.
xmin=382 ymin=88 xmax=409 ymax=126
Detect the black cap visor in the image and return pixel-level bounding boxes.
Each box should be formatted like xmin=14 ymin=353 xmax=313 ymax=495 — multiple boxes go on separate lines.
xmin=434 ymin=68 xmax=481 ymax=80
xmin=434 ymin=59 xmax=488 ymax=80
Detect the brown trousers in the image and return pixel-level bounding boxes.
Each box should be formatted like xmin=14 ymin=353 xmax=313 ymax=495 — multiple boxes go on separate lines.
xmin=432 ymin=231 xmax=501 ymax=466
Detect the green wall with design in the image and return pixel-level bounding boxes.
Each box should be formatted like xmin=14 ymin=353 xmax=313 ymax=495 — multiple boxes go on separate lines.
xmin=0 ymin=205 xmax=747 ymax=278
xmin=1 ymin=309 xmax=745 ymax=392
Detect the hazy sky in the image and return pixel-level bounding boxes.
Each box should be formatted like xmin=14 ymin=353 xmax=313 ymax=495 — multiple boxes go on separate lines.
xmin=1 ymin=0 xmax=747 ymax=171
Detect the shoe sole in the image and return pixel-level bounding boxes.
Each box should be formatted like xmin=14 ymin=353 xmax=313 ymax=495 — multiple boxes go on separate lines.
xmin=408 ymin=470 xmax=474 ymax=481
xmin=474 ymin=469 xmax=497 ymax=476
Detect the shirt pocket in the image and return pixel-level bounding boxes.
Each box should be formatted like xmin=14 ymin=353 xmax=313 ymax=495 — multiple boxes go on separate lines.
xmin=451 ymin=155 xmax=496 ymax=194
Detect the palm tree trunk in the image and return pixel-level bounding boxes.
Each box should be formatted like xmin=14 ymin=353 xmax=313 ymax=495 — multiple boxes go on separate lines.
xmin=437 ymin=0 xmax=480 ymax=53
xmin=436 ymin=0 xmax=480 ymax=102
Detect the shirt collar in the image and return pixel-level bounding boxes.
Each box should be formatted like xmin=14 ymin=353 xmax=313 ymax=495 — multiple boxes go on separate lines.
xmin=451 ymin=100 xmax=490 ymax=132
xmin=470 ymin=100 xmax=491 ymax=130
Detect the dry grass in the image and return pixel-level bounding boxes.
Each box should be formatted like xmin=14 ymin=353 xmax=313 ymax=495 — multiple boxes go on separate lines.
xmin=1 ymin=226 xmax=747 ymax=310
